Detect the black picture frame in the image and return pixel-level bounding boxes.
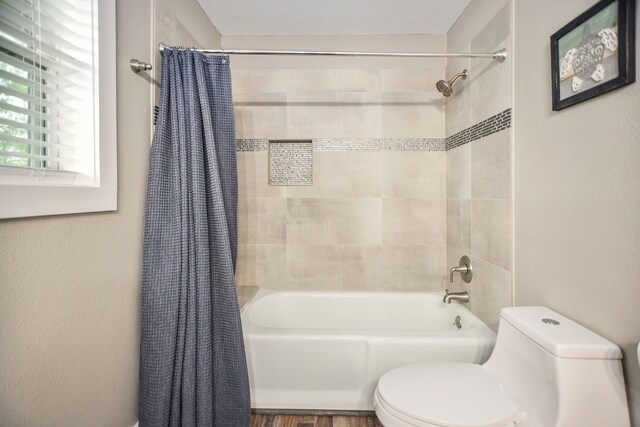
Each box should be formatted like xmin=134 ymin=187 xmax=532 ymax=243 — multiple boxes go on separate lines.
xmin=550 ymin=0 xmax=635 ymax=111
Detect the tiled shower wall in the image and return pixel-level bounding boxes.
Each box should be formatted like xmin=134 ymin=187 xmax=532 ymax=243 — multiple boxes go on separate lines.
xmin=231 ymin=35 xmax=449 ymax=291
xmin=445 ymin=0 xmax=513 ymax=331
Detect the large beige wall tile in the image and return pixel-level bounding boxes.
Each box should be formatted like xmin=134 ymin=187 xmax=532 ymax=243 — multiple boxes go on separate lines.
xmin=237 ymin=152 xmax=286 ymax=198
xmin=470 ymin=286 xmax=486 ymax=328
xmin=468 ymin=0 xmax=511 ymax=120
xmin=234 ymin=92 xmax=288 ymax=139
xmin=472 ymin=257 xmax=511 ymax=331
xmin=238 ymin=198 xmax=287 ymax=244
xmin=287 ymin=198 xmax=382 ymax=244
xmin=234 ymin=103 xmax=284 ymax=139
xmin=234 ymin=92 xmax=286 ymax=104
xmin=445 ymin=0 xmax=512 ymax=342
xmin=236 ymin=244 xmax=287 ymax=288
xmin=231 ymin=34 xmax=450 ymax=295
xmin=237 ymin=285 xmax=260 ymax=310
xmin=471 ymin=199 xmax=511 ymax=271
xmin=382 ymin=151 xmax=445 ymax=199
xmin=469 ymin=36 xmax=511 ymax=125
xmin=444 ymin=56 xmax=471 ymax=137
xmin=380 ymin=92 xmax=445 ymax=138
xmin=231 ymin=69 xmax=289 ymax=93
xmin=447 ymin=198 xmax=471 ymax=252
xmin=382 ymin=245 xmax=446 ymax=291
xmin=383 ymin=199 xmax=446 ymax=245
xmin=286 ymin=245 xmax=382 ymax=290
xmin=286 ymin=92 xmax=382 ymax=138
xmin=287 ymin=69 xmax=381 ymax=93
xmin=288 ymin=151 xmax=382 ymax=198
xmin=444 ymin=0 xmax=512 ymax=342
xmin=446 ymin=144 xmax=471 ymax=199
xmin=471 ymin=129 xmax=511 ymax=200
xmin=381 ymin=69 xmax=443 ymax=92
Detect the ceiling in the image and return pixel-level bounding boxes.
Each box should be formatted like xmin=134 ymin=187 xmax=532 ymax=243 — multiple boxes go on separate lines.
xmin=196 ymin=0 xmax=472 ymax=36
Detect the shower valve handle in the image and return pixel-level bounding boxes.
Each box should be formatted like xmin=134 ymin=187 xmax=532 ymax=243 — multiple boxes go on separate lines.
xmin=449 ymin=255 xmax=473 ymax=283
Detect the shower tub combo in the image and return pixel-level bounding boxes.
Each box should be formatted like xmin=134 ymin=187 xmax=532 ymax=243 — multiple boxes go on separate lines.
xmin=241 ymin=291 xmax=496 ymax=410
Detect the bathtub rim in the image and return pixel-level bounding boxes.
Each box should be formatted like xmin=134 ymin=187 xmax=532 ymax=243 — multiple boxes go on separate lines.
xmin=241 ymin=289 xmax=496 ymax=340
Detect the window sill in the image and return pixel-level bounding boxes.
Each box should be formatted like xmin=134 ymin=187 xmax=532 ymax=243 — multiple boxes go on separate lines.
xmin=0 ymin=185 xmax=117 ymax=219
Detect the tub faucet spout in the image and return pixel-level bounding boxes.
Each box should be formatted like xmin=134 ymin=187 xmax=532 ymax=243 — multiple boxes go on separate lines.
xmin=443 ymin=289 xmax=470 ymax=304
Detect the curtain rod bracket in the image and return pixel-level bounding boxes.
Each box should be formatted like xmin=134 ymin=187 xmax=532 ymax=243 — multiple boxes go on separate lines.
xmin=493 ymin=48 xmax=508 ymax=63
xmin=130 ymin=59 xmax=152 ymax=73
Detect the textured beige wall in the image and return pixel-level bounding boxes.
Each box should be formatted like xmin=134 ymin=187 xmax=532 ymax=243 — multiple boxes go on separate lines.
xmin=0 ymin=1 xmax=150 ymax=424
xmin=0 ymin=0 xmax=220 ymax=425
xmin=156 ymin=0 xmax=221 ymax=51
xmin=513 ymin=1 xmax=640 ymax=424
xmin=152 ymin=0 xmax=222 ymax=102
xmin=230 ymin=35 xmax=449 ymax=292
xmin=445 ymin=0 xmax=513 ymax=330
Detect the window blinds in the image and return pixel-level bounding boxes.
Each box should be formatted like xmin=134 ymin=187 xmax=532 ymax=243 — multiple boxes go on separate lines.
xmin=0 ymin=0 xmax=95 ymax=174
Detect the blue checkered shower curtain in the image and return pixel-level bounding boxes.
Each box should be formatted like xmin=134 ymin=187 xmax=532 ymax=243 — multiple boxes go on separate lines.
xmin=139 ymin=48 xmax=250 ymax=426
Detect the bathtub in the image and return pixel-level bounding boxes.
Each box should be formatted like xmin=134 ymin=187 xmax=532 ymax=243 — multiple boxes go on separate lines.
xmin=241 ymin=290 xmax=496 ymax=411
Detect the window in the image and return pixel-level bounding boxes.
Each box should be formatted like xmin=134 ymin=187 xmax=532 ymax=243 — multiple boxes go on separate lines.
xmin=0 ymin=0 xmax=116 ymax=218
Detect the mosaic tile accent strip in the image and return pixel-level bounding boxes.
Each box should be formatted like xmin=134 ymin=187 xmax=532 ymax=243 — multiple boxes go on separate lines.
xmin=235 ymin=108 xmax=511 ymax=153
xmin=269 ymin=140 xmax=313 ymax=186
xmin=237 ymin=138 xmax=445 ymax=152
xmin=314 ymin=138 xmax=446 ymax=151
xmin=446 ymin=109 xmax=511 ymax=150
xmin=237 ymin=138 xmax=268 ymax=152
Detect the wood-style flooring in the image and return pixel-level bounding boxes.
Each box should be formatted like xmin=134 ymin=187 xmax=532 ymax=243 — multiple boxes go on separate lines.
xmin=250 ymin=414 xmax=383 ymax=427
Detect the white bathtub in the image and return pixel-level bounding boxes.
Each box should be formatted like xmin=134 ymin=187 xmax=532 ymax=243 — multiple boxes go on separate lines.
xmin=241 ymin=291 xmax=496 ymax=411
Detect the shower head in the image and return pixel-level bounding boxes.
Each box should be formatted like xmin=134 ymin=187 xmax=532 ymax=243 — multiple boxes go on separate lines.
xmin=436 ymin=69 xmax=468 ymax=97
xmin=436 ymin=79 xmax=453 ymax=97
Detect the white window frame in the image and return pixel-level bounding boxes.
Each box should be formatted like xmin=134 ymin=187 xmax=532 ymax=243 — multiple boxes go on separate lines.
xmin=0 ymin=0 xmax=117 ymax=219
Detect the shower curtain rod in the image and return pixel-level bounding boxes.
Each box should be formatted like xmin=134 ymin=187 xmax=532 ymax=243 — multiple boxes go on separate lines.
xmin=158 ymin=43 xmax=508 ymax=63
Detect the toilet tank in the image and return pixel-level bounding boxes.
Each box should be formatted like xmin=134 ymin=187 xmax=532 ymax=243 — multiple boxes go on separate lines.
xmin=483 ymin=306 xmax=630 ymax=427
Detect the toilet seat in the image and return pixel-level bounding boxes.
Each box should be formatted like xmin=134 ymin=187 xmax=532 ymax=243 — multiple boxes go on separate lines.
xmin=375 ymin=363 xmax=522 ymax=427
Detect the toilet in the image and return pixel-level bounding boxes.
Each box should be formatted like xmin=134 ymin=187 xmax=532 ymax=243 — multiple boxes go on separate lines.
xmin=374 ymin=306 xmax=630 ymax=427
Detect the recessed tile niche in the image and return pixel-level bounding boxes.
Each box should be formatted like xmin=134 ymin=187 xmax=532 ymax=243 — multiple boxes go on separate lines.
xmin=268 ymin=140 xmax=313 ymax=186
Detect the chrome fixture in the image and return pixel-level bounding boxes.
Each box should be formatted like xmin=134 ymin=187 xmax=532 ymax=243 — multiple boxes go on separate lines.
xmin=452 ymin=315 xmax=462 ymax=329
xmin=450 ymin=255 xmax=473 ymax=283
xmin=158 ymin=43 xmax=508 ymax=62
xmin=443 ymin=289 xmax=470 ymax=304
xmin=436 ymin=69 xmax=468 ymax=97
xmin=130 ymin=59 xmax=152 ymax=73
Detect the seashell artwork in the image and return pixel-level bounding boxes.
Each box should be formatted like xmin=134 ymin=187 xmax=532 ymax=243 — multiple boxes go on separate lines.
xmin=598 ymin=28 xmax=618 ymax=51
xmin=552 ymin=0 xmax=633 ymax=110
xmin=591 ymin=64 xmax=605 ymax=82
xmin=560 ymin=48 xmax=577 ymax=79
xmin=571 ymin=76 xmax=584 ymax=92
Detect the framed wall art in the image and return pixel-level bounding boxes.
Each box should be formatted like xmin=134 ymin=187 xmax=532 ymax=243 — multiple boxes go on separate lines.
xmin=551 ymin=0 xmax=636 ymax=111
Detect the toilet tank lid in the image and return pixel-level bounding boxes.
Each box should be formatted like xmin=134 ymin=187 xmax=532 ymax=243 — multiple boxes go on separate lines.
xmin=500 ymin=306 xmax=622 ymax=359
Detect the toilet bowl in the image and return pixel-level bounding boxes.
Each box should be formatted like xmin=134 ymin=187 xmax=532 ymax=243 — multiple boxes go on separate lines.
xmin=374 ymin=306 xmax=630 ymax=427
